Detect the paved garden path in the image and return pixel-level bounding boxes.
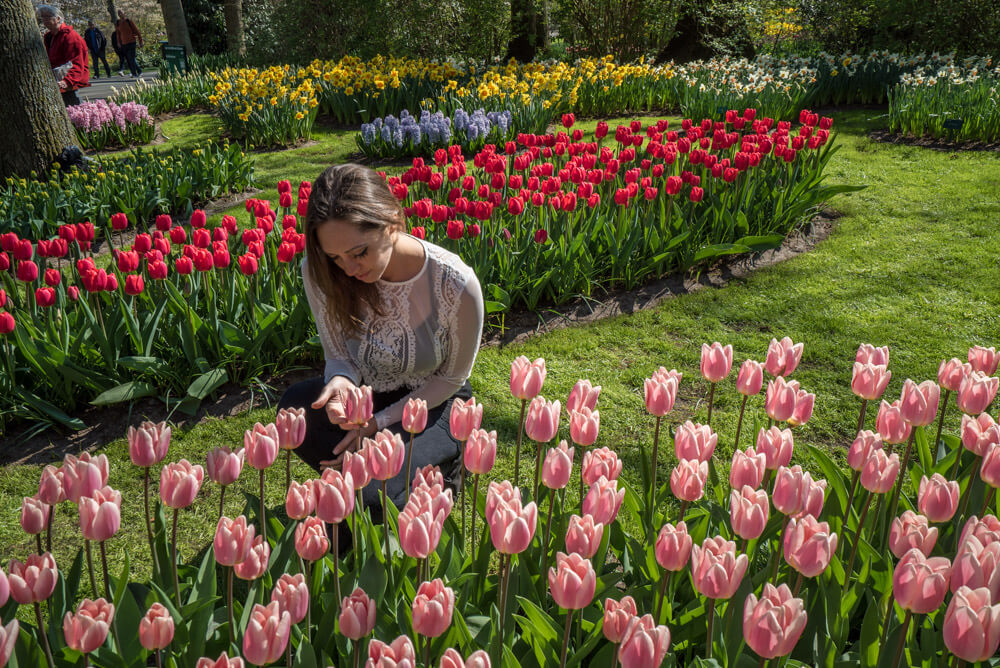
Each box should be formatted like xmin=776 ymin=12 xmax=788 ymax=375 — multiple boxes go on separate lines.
xmin=79 ymin=70 xmax=159 ymax=101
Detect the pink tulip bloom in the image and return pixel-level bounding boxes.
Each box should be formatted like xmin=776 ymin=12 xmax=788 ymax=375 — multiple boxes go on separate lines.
xmin=488 ymin=489 xmax=538 ymax=555
xmin=339 ymin=587 xmax=376 ymax=640
xmin=963 ymin=414 xmax=1000 ymax=457
xmin=567 ymin=379 xmax=601 ymax=413
xmin=982 ymin=446 xmax=1000 ymax=489
xmin=234 ymin=535 xmax=270 ymax=581
xmin=899 ymin=379 xmax=941 ymax=426
xmin=783 ymin=515 xmax=838 ymax=578
xmin=127 ymin=421 xmax=171 ymax=467
xmin=765 ymin=377 xmax=798 ymax=422
xmin=969 ymin=346 xmax=1000 ymax=375
xmin=756 ymin=427 xmax=794 ymax=470
xmin=730 ymin=447 xmax=766 ymax=490
xmin=195 ymin=653 xmax=244 ymax=668
xmin=730 ymin=485 xmax=769 ymax=540
xmin=549 ymin=552 xmax=596 ymax=610
xmin=764 ymin=337 xmax=803 ymax=377
xmin=0 ymin=620 xmax=19 ymax=668
xmin=939 ymin=358 xmax=972 ymax=392
xmin=160 ymin=460 xmax=205 ymax=509
xmin=78 ymin=486 xmax=122 ymax=542
xmin=402 ymin=398 xmax=429 ymax=434
xmin=691 ymin=536 xmax=748 ymax=599
xmin=412 ymin=465 xmax=444 ymax=492
xmin=655 ymin=521 xmax=692 ymax=571
xmin=565 ymin=514 xmax=604 ymax=558
xmin=364 ymin=430 xmax=406 ymax=481
xmin=674 ymin=421 xmax=717 ymax=462
xmin=367 ymin=635 xmax=416 ymax=668
xmin=342 ymin=385 xmax=374 ymax=426
xmin=285 ymin=480 xmax=316 ymax=520
xmin=464 ymin=429 xmax=498 ymax=475
xmin=139 ymin=602 xmax=174 ymax=651
xmin=484 ymin=481 xmax=518 ymax=519
xmin=244 ymin=422 xmax=279 ymax=470
xmin=856 ymin=343 xmax=890 ymax=366
xmin=37 ymin=465 xmax=66 ymax=506
xmin=851 ymin=362 xmax=892 ymax=401
xmin=295 ymin=517 xmax=329 ymax=562
xmin=617 ymin=614 xmax=671 ymax=668
xmin=670 ymin=459 xmax=708 ymax=503
xmin=569 ymin=407 xmax=600 ymax=446
xmin=342 ymin=451 xmax=371 ymax=490
xmin=412 ymin=578 xmax=455 ymax=638
xmin=63 ymin=598 xmax=114 ymax=654
xmin=206 ymin=446 xmax=245 ymax=487
xmin=584 ymin=475 xmax=626 ymax=524
xmin=951 ymin=539 xmax=1000 ymax=599
xmin=875 ymin=400 xmax=913 ymax=445
xmin=20 ymin=496 xmax=50 ymax=535
xmin=889 ymin=511 xmax=938 ymax=559
xmin=525 ymin=396 xmax=560 ymax=443
xmin=892 ymin=548 xmax=952 ymax=614
xmin=736 ymin=359 xmax=764 ymax=396
xmin=449 ymin=397 xmax=483 ymax=441
xmin=275 ymin=407 xmax=306 ymax=450
xmin=214 ymin=515 xmax=256 ymax=567
xmin=957 ymin=371 xmax=999 ymax=415
xmin=242 ymin=602 xmax=290 ymax=667
xmin=918 ymin=473 xmax=960 ymax=522
xmin=440 ymin=648 xmax=491 ymax=668
xmin=944 ymin=585 xmax=1000 ymax=662
xmin=644 ymin=374 xmax=678 ymax=416
xmin=859 ymin=449 xmax=900 ymax=494
xmin=773 ymin=466 xmax=824 ymax=517
xmin=700 ymin=342 xmax=733 ymax=383
xmin=787 ymin=389 xmax=815 ymax=427
xmin=603 ymin=596 xmax=638 ymax=643
xmin=62 ymin=453 xmax=109 ymax=503
xmin=510 ymin=356 xmax=546 ymax=400
xmin=743 ymin=583 xmax=807 ymax=659
xmin=271 ymin=573 xmax=309 ymax=624
xmin=399 ymin=499 xmax=445 ymax=559
xmin=8 ymin=552 xmax=58 ymax=604
xmin=846 ymin=431 xmax=883 ymax=471
xmin=0 ymin=567 xmax=8 ymax=607
xmin=541 ymin=441 xmax=575 ymax=490
xmin=960 ymin=516 xmax=1000 ymax=553
xmin=316 ymin=469 xmax=355 ymax=524
xmin=581 ymin=446 xmax=620 ymax=486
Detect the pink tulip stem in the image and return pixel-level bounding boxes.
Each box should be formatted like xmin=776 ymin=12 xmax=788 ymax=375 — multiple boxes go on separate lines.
xmin=705 ymin=598 xmax=717 ymax=659
xmin=155 ymin=649 xmax=162 ymax=668
xmin=381 ymin=481 xmax=391 ymax=570
xmin=981 ymin=487 xmax=996 ymax=517
xmin=405 ymin=432 xmax=415 ymax=500
xmin=533 ymin=440 xmax=545 ymax=501
xmin=471 ymin=473 xmax=481 ymax=560
xmin=541 ymin=489 xmax=556 ymax=594
xmin=791 ymin=572 xmax=804 ymax=598
xmin=650 ymin=415 xmax=663 ymax=532
xmin=83 ymin=654 xmax=90 ymax=668
xmin=227 ymin=566 xmax=235 ymax=644
xmin=932 ymin=392 xmax=951 ymax=464
xmin=856 ymin=398 xmax=869 ymax=433
xmin=559 ymin=609 xmax=574 ymax=668
xmin=46 ymin=506 xmax=53 ymax=552
xmin=677 ymin=500 xmax=690 ymax=525
xmin=353 ymin=642 xmax=361 ymax=668
xmin=99 ymin=540 xmax=112 ymax=601
xmin=890 ymin=610 xmax=912 ymax=668
xmin=460 ymin=443 xmax=467 ymax=547
xmin=219 ymin=485 xmax=227 ymax=521
xmin=953 ymin=657 xmax=964 ymax=668
xmin=842 ymin=470 xmax=861 ymax=528
xmin=171 ymin=508 xmax=181 ymax=606
xmin=611 ymin=644 xmax=620 ymax=668
xmin=734 ymin=394 xmax=749 ymax=449
xmin=85 ymin=538 xmax=99 ymax=596
xmin=885 ymin=431 xmax=917 ymax=530
xmin=285 ymin=450 xmax=292 ymax=495
xmin=706 ymin=382 xmax=716 ymax=427
xmin=286 ymin=633 xmax=292 ymax=668
xmin=756 ymin=656 xmax=766 ymax=668
xmin=143 ymin=467 xmax=161 ymax=577
xmin=424 ymin=636 xmax=432 ymax=668
xmin=514 ymin=399 xmax=527 ymax=488
xmin=34 ymin=601 xmax=56 ymax=668
xmin=332 ymin=526 xmax=342 ymax=607
xmin=498 ymin=554 xmax=512 ymax=646
xmin=843 ymin=490 xmax=873 ymax=594
xmin=259 ymin=468 xmax=267 ymax=545
xmin=957 ymin=456 xmax=983 ymax=526
xmin=878 ymin=596 xmax=895 ymax=652
xmin=35 ymin=532 xmax=43 ymax=554
xmin=655 ymin=570 xmax=673 ymax=622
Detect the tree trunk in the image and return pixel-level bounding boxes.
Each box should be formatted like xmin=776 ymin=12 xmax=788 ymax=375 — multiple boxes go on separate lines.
xmin=505 ymin=0 xmax=538 ymax=62
xmin=106 ymin=0 xmax=118 ymax=26
xmin=223 ymin=0 xmax=245 ymax=56
xmin=159 ymin=0 xmax=194 ymax=54
xmin=0 ymin=0 xmax=78 ymax=180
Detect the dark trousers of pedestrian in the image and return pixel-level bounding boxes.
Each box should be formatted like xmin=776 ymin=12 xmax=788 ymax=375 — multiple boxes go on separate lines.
xmin=277 ymin=377 xmax=470 ymax=520
xmin=61 ymin=90 xmax=81 ymax=107
xmin=121 ymin=42 xmax=141 ymax=77
xmin=91 ymin=49 xmax=111 ymax=77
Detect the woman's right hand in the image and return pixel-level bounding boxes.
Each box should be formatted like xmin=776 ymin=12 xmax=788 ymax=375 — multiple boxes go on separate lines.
xmin=311 ymin=376 xmax=356 ymax=426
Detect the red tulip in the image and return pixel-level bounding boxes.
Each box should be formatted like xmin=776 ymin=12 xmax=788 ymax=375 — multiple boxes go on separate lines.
xmin=44 ymin=268 xmax=61 ymax=287
xmin=339 ymin=587 xmax=376 ymax=640
xmin=139 ymin=602 xmax=175 ymax=651
xmin=743 ymin=584 xmax=807 ymax=659
xmin=0 ymin=311 xmax=14 ymax=334
xmin=541 ymin=440 xmax=574 ymax=490
xmin=691 ymin=536 xmax=748 ymax=599
xmin=943 ymin=586 xmax=1000 ymax=662
xmin=34 ymin=287 xmax=55 ymax=307
xmin=242 ymin=602 xmax=290 ymax=666
xmin=893 ymin=548 xmax=952 ymax=614
xmin=110 ymin=213 xmax=129 ymax=231
xmin=63 ymin=598 xmax=114 ymax=653
xmin=16 ymin=260 xmax=38 ymax=283
xmin=159 ymin=460 xmax=205 ymax=509
xmin=889 ymin=511 xmax=938 ymax=558
xmin=190 ymin=209 xmax=207 ymax=228
xmin=764 ymin=337 xmax=803 ymax=377
xmin=236 ymin=254 xmax=258 ymax=275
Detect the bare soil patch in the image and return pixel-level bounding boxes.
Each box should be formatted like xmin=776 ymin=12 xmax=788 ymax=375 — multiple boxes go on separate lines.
xmin=868 ymin=129 xmax=1000 ymax=152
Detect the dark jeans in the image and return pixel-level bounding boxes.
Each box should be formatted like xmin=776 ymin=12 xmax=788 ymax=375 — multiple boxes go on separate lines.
xmin=61 ymin=90 xmax=81 ymax=107
xmin=277 ymin=377 xmax=471 ymax=516
xmin=91 ymin=49 xmax=111 ymax=77
xmin=121 ymin=42 xmax=141 ymax=77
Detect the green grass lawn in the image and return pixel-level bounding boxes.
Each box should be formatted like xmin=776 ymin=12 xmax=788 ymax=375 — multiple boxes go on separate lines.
xmin=2 ymin=109 xmax=998 ymax=593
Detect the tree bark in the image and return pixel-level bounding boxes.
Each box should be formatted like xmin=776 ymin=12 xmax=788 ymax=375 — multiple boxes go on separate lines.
xmin=159 ymin=0 xmax=194 ymax=54
xmin=106 ymin=0 xmax=118 ymax=26
xmin=505 ymin=0 xmax=538 ymax=62
xmin=223 ymin=0 xmax=245 ymax=56
xmin=0 ymin=0 xmax=78 ymax=180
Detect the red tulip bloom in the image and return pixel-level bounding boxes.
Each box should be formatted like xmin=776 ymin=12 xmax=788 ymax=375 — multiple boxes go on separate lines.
xmin=35 ymin=287 xmax=56 ymax=307
xmin=124 ymin=274 xmax=144 ymax=296
xmin=190 ymin=210 xmax=207 ymax=228
xmin=110 ymin=213 xmax=129 ymax=231
xmin=16 ymin=260 xmax=38 ymax=283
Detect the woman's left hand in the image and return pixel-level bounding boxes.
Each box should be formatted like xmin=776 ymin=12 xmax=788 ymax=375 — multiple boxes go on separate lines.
xmin=319 ymin=420 xmax=378 ymax=470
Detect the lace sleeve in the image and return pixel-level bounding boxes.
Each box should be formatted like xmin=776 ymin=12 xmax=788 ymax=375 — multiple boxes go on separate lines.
xmin=301 ymin=257 xmax=361 ymax=385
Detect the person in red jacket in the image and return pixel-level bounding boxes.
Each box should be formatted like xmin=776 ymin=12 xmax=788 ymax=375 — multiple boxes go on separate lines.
xmin=37 ymin=4 xmax=90 ymax=106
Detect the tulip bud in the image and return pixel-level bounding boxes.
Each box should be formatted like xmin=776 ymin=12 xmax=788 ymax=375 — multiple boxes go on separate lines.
xmin=139 ymin=602 xmax=175 ymax=651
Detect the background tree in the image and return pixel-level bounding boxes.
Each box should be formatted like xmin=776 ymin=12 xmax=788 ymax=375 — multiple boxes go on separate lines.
xmin=505 ymin=0 xmax=541 ymax=62
xmin=223 ymin=0 xmax=245 ymax=56
xmin=552 ymin=0 xmax=682 ymax=61
xmin=159 ymin=0 xmax=193 ymax=53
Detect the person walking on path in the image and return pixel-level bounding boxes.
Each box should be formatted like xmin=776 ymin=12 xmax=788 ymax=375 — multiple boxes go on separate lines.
xmin=114 ymin=9 xmax=143 ymax=77
xmin=38 ymin=5 xmax=90 ymax=106
xmin=84 ymin=20 xmax=112 ymax=78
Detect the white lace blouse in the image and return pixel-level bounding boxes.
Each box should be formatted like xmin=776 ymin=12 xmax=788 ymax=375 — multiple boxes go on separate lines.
xmin=302 ymin=236 xmax=484 ymax=430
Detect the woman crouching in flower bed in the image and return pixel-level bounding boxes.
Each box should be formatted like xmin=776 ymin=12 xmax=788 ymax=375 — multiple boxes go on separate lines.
xmin=278 ymin=163 xmax=485 ymax=524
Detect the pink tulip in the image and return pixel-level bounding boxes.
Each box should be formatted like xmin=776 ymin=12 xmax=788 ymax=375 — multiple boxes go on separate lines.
xmin=195 ymin=653 xmax=245 ymax=668
xmin=603 ymin=596 xmax=638 ymax=643
xmin=787 ymin=388 xmax=815 ymax=427
xmin=214 ymin=515 xmax=256 ymax=567
xmin=549 ymin=552 xmax=596 ymax=609
xmin=736 ymin=359 xmax=764 ymax=396
xmin=20 ymin=496 xmax=50 ymax=535
xmin=365 ymin=430 xmax=406 ymax=481
xmin=856 ymin=344 xmax=890 ymax=366
xmin=670 ymin=459 xmax=708 ymax=503
xmin=565 ymin=514 xmax=604 ymax=558
xmin=889 ymin=511 xmax=938 ymax=558
xmin=700 ymin=342 xmax=733 ymax=383
xmin=449 ymin=397 xmax=483 ymax=441
xmin=275 ymin=407 xmax=306 ymax=450
xmin=0 ymin=620 xmax=19 ymax=668
xmin=617 ymin=614 xmax=671 ymax=668
xmin=964 ymin=414 xmax=1000 ymax=457
xmin=8 ymin=552 xmax=58 ymax=603
xmin=899 ymin=379 xmax=941 ymax=426
xmin=412 ymin=578 xmax=455 ymax=638
xmin=951 ymin=539 xmax=1000 ymax=599
xmin=285 ymin=480 xmax=316 ymax=520
xmin=525 ymin=396 xmax=560 ymax=443
xmin=764 ymin=337 xmax=803 ymax=377
xmin=674 ymin=421 xmax=717 ymax=462
xmin=970 ymin=346 xmax=1000 ymax=375
xmin=847 ymin=431 xmax=883 ymax=471
xmin=316 ymin=469 xmax=355 ymax=524
xmin=342 ymin=385 xmax=374 ymax=426
xmin=37 ymin=465 xmax=66 ymax=505
xmin=78 ymin=486 xmax=122 ymax=542
xmin=402 ymin=398 xmax=429 ymax=434
xmin=743 ymin=583 xmax=807 ymax=659
xmin=569 ymin=407 xmax=600 ymax=446
xmin=160 ymin=460 xmax=205 ymax=509
xmin=206 ymin=446 xmax=245 ymax=486
xmin=127 ymin=421 xmax=171 ymax=467
xmin=541 ymin=441 xmax=575 ymax=490
xmin=644 ymin=374 xmax=678 ymax=416
xmin=271 ymin=573 xmax=309 ymax=624
xmin=730 ymin=486 xmax=769 ymax=540
xmin=584 ymin=475 xmax=626 ymax=524
xmin=957 ymin=371 xmax=999 ymax=415
xmin=488 ymin=488 xmax=538 ymax=555
xmin=960 ymin=516 xmax=1000 ymax=552
xmin=440 ymin=648 xmax=491 ymax=668
xmin=412 ymin=465 xmax=444 ymax=492
xmin=944 ymin=585 xmax=1000 ymax=662
xmin=366 ymin=635 xmax=416 ymax=668
xmin=295 ymin=517 xmax=329 ymax=561
xmin=655 ymin=521 xmax=692 ymax=571
xmin=244 ymin=422 xmax=279 ymax=470
xmin=234 ymin=535 xmax=270 ymax=580
xmin=859 ymin=449 xmax=900 ymax=494
xmin=464 ymin=429 xmax=498 ymax=475
xmin=343 ymin=451 xmax=371 ymax=490
xmin=339 ymin=587 xmax=376 ymax=640
xmin=755 ymin=426 xmax=794 ymax=470
xmin=567 ymin=379 xmax=601 ymax=413
xmin=691 ymin=536 xmax=748 ymax=599
xmin=765 ymin=377 xmax=798 ymax=422
xmin=0 ymin=570 xmax=7 ymax=608
xmin=399 ymin=499 xmax=445 ymax=559
xmin=851 ymin=362 xmax=892 ymax=401
xmin=63 ymin=598 xmax=114 ymax=654
xmin=510 ymin=356 xmax=546 ymax=400
xmin=139 ymin=602 xmax=175 ymax=651
xmin=939 ymin=358 xmax=972 ymax=392
xmin=892 ymin=548 xmax=952 ymax=614
xmin=62 ymin=453 xmax=109 ymax=503
xmin=773 ymin=466 xmax=824 ymax=517
xmin=982 ymin=446 xmax=1000 ymax=488
xmin=918 ymin=473 xmax=960 ymax=522
xmin=242 ymin=602 xmax=290 ymax=666
xmin=783 ymin=515 xmax=838 ymax=577
xmin=485 ymin=481 xmax=518 ymax=519
xmin=730 ymin=447 xmax=766 ymax=490
xmin=581 ymin=446 xmax=621 ymax=486
xmin=875 ymin=400 xmax=913 ymax=445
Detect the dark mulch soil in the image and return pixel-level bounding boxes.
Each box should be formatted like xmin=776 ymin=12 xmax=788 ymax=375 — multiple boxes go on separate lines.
xmin=868 ymin=129 xmax=1000 ymax=152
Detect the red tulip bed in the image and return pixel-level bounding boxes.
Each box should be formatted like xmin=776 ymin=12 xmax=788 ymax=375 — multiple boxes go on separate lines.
xmin=2 ymin=341 xmax=1000 ymax=668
